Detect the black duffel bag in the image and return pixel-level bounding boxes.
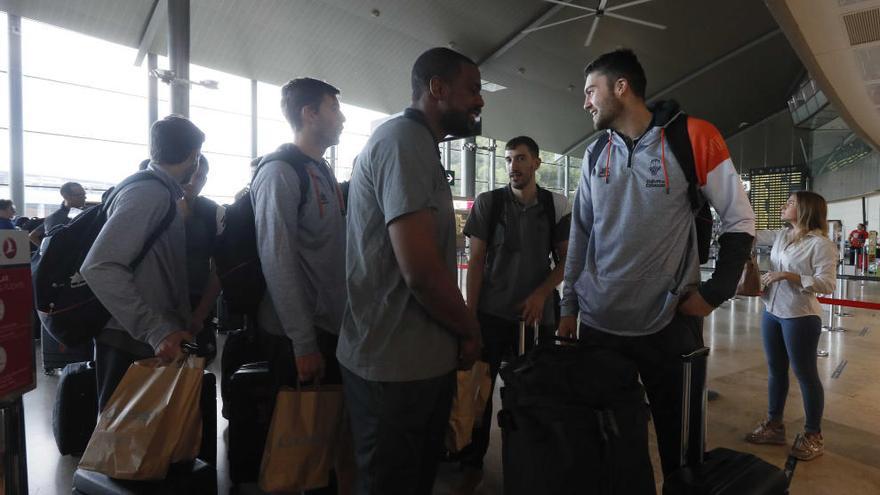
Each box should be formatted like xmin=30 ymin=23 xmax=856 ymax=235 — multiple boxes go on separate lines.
xmin=498 ymin=340 xmax=656 ymax=495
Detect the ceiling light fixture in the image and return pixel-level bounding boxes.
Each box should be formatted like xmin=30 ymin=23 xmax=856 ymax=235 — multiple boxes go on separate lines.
xmin=525 ymin=0 xmax=667 ymax=47
xmin=481 ymin=79 xmax=507 ymax=92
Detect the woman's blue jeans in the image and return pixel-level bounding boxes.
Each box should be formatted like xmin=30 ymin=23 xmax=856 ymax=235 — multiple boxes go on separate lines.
xmin=761 ymin=310 xmax=824 ymax=433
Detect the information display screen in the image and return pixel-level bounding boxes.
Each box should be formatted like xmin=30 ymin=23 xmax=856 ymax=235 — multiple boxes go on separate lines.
xmin=746 ymin=166 xmax=808 ymax=230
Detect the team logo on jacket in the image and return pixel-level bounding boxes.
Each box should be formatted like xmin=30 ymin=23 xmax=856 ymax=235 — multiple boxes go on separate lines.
xmin=649 ymin=159 xmax=661 ymax=176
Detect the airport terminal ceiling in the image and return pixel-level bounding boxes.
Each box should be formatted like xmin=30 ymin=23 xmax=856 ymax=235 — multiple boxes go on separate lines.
xmin=2 ymin=0 xmax=804 ymax=157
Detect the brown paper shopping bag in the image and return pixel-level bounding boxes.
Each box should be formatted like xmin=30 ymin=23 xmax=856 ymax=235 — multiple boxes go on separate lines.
xmin=78 ymin=355 xmax=205 ymax=480
xmin=446 ymin=360 xmax=492 ymax=453
xmin=259 ymin=385 xmax=345 ymax=493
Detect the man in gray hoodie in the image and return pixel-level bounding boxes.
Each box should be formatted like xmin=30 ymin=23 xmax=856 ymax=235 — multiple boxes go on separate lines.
xmin=250 ymin=77 xmax=350 ymax=494
xmin=251 ymin=77 xmax=346 ymax=389
xmin=82 ymin=115 xmax=204 ymax=410
xmin=560 ymin=49 xmax=755 ymax=477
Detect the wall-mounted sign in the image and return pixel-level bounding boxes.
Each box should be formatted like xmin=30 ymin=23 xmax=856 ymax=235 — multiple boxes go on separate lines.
xmin=0 ymin=231 xmax=35 ymax=402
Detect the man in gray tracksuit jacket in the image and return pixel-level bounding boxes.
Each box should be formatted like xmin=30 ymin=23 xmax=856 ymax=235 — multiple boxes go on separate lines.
xmin=250 ymin=77 xmax=351 ymax=494
xmin=82 ymin=115 xmax=204 ymax=410
xmin=559 ymin=49 xmax=756 ymax=478
xmin=251 ymin=77 xmax=347 ymax=389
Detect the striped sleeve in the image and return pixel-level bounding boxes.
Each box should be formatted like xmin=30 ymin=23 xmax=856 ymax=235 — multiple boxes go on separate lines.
xmin=688 ymin=118 xmax=755 ymax=235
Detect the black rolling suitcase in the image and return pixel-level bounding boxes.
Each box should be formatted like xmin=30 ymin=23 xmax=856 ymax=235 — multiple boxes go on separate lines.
xmin=41 ymin=323 xmax=93 ymax=374
xmin=53 ymin=361 xmax=98 ymax=455
xmin=227 ymin=361 xmax=277 ymax=484
xmin=72 ymin=458 xmax=217 ymax=495
xmin=498 ymin=322 xmax=655 ymax=495
xmin=662 ymin=348 xmax=798 ymax=495
xmin=214 ymin=292 xmax=245 ymax=334
xmin=219 ymin=327 xmax=263 ymax=419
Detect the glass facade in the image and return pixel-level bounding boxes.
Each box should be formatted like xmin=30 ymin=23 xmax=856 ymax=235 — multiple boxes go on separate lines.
xmin=439 ymin=137 xmax=583 ymax=199
xmin=1 ymin=14 xmax=588 ymax=216
xmin=0 ymin=15 xmax=389 ymax=215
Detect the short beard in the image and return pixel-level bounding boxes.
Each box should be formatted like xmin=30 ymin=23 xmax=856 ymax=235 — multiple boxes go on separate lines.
xmin=440 ymin=109 xmax=476 ymax=138
xmin=594 ymin=96 xmax=623 ymax=131
xmin=510 ymin=176 xmax=532 ymax=190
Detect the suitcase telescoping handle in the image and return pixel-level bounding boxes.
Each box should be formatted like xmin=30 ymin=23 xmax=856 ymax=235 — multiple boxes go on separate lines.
xmin=679 ymin=347 xmax=711 ymax=468
xmin=517 ymin=320 xmax=541 ymax=356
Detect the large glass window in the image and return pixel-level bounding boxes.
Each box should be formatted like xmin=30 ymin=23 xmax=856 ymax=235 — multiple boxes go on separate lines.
xmin=335 ymin=103 xmax=388 ymax=182
xmin=15 ymin=18 xmax=151 ymax=213
xmin=474 ymin=136 xmax=493 ymax=195
xmin=187 ymin=64 xmax=253 ymax=203
xmin=440 ymin=137 xmax=584 ymax=197
xmin=494 ymin=139 xmax=508 ymax=190
xmin=3 ymin=16 xmax=388 ymax=213
xmin=568 ymin=156 xmax=583 ymax=196
xmin=447 ymin=139 xmax=463 ymax=195
xmin=536 ymin=150 xmax=564 ymax=194
xmin=0 ymin=13 xmax=8 ymax=132
xmin=256 ymin=81 xmax=290 ymax=157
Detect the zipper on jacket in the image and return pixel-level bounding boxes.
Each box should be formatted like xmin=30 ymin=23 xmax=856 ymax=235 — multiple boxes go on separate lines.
xmin=625 ymin=136 xmax=641 ymax=169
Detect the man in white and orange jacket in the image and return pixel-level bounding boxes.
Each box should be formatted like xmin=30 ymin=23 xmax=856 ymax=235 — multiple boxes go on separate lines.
xmin=559 ymin=48 xmax=756 ymax=478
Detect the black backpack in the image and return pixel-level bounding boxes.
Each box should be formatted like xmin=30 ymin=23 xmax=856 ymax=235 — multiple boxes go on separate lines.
xmin=214 ymin=144 xmax=312 ymax=315
xmin=33 ymin=171 xmax=177 ymax=347
xmin=486 ymin=185 xmax=563 ymax=320
xmin=486 ymin=185 xmax=559 ymax=265
xmin=587 ymin=110 xmax=714 ymax=264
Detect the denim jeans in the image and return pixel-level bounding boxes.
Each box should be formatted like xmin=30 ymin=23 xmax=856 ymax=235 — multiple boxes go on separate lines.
xmin=761 ymin=310 xmax=824 ymax=433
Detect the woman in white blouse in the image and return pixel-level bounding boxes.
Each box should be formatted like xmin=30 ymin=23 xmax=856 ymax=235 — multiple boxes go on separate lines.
xmin=745 ymin=191 xmax=837 ymax=461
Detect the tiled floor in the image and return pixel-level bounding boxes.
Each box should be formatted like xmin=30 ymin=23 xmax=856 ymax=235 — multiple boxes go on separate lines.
xmin=20 ymin=279 xmax=880 ymax=494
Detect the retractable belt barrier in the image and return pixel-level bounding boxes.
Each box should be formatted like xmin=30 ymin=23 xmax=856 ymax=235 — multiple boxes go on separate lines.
xmin=815 ymin=297 xmax=880 ymax=311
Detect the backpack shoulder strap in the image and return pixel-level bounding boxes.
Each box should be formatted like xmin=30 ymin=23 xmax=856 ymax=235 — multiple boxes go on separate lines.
xmin=536 ymin=186 xmax=559 ymax=264
xmin=105 ymin=171 xmax=178 ymax=268
xmin=665 ymin=114 xmax=717 ymax=263
xmin=486 ymin=187 xmax=507 ymax=247
xmin=257 ymin=145 xmax=313 ymax=207
xmin=663 ymin=114 xmax=700 ymax=211
xmin=133 ymin=193 xmax=176 ymax=268
xmin=587 ymin=132 xmax=611 ymax=177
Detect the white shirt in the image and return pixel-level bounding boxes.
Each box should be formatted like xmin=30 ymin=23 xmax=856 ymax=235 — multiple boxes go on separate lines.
xmin=756 ymin=229 xmax=838 ymax=318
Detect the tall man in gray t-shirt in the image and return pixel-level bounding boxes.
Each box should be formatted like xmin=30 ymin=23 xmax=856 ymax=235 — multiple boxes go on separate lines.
xmin=337 ymin=47 xmax=483 ymax=495
xmin=457 ymin=135 xmax=571 ymax=491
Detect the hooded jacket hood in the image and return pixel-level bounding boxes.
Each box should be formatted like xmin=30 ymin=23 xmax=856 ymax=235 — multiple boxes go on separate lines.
xmin=648 ymin=99 xmax=685 ymax=129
